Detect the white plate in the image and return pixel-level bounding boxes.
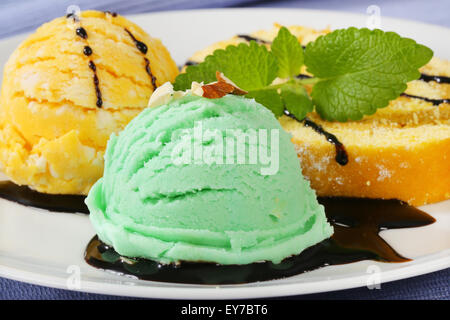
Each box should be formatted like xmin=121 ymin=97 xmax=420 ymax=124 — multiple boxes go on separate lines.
xmin=0 ymin=8 xmax=449 ymax=299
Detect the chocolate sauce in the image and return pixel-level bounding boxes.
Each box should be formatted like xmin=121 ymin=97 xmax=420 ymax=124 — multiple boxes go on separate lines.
xmin=124 ymin=29 xmax=148 ymax=54
xmin=88 ymin=61 xmax=103 ymax=108
xmin=88 ymin=60 xmax=96 ymax=72
xmin=104 ymin=11 xmax=118 ymax=17
xmin=144 ymin=58 xmax=157 ymax=90
xmin=303 ymin=117 xmax=348 ymax=165
xmin=236 ymin=34 xmax=306 ymax=49
xmin=76 ymin=27 xmax=87 ymax=39
xmin=283 ymin=110 xmax=348 ymax=166
xmin=420 ymin=73 xmax=450 ymax=84
xmin=184 ymin=60 xmax=198 ymax=67
xmin=296 ymin=74 xmax=312 ymax=80
xmin=85 ymin=197 xmax=435 ymax=284
xmin=69 ymin=17 xmax=103 ymax=108
xmin=0 ymin=181 xmax=88 ymax=214
xmin=83 ymin=46 xmax=92 ymax=56
xmin=319 ymin=197 xmax=435 ymax=263
xmin=404 ymin=73 xmax=450 ymax=104
xmin=124 ymin=28 xmax=157 ymax=90
xmin=66 ymin=13 xmax=79 ymax=22
xmin=237 ymin=34 xmax=271 ymax=44
xmin=401 ymin=93 xmax=449 ymax=106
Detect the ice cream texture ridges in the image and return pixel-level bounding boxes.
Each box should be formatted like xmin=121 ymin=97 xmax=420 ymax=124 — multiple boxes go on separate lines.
xmin=0 ymin=10 xmax=179 ymax=194
xmin=87 ymin=95 xmax=333 ymax=265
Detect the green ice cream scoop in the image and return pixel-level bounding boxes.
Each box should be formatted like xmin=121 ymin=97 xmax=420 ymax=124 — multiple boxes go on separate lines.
xmin=86 ymin=94 xmax=333 ymax=265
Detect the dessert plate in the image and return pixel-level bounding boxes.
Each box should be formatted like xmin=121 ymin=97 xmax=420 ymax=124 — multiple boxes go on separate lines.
xmin=0 ymin=8 xmax=449 ymax=299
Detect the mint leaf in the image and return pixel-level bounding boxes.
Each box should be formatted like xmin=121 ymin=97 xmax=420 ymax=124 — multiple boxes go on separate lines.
xmin=174 ymin=41 xmax=278 ymax=91
xmin=280 ymin=84 xmax=313 ymax=120
xmin=271 ymin=26 xmax=304 ymax=78
xmin=174 ymin=27 xmax=433 ymax=124
xmin=174 ymin=61 xmax=218 ymax=91
xmin=305 ymin=28 xmax=433 ymax=121
xmin=246 ymin=89 xmax=284 ymax=117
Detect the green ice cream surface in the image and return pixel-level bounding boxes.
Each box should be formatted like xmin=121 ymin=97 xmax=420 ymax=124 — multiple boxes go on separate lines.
xmin=86 ymin=94 xmax=333 ymax=265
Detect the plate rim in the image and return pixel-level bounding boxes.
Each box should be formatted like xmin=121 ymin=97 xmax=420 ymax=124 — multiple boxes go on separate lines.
xmin=1 ymin=250 xmax=449 ymax=299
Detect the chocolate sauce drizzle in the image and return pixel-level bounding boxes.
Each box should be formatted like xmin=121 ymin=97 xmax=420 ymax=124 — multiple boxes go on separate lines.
xmin=288 ymin=74 xmax=349 ymax=165
xmin=0 ymin=181 xmax=88 ymax=213
xmin=284 ymin=110 xmax=348 ymax=166
xmin=237 ymin=34 xmax=307 ymax=49
xmin=237 ymin=34 xmax=271 ymax=44
xmin=401 ymin=93 xmax=449 ymax=106
xmin=89 ymin=61 xmax=103 ymax=108
xmin=76 ymin=27 xmax=87 ymax=39
xmin=296 ymin=73 xmax=312 ymax=80
xmin=104 ymin=11 xmax=118 ymax=17
xmin=84 ymin=197 xmax=435 ymax=284
xmin=67 ymin=14 xmax=103 ymax=108
xmin=419 ymin=73 xmax=450 ymax=84
xmin=124 ymin=28 xmax=157 ymax=91
xmin=184 ymin=60 xmax=198 ymax=67
xmin=304 ymin=118 xmax=348 ymax=165
xmin=124 ymin=29 xmax=148 ymax=54
xmin=399 ymin=73 xmax=450 ymax=105
xmin=144 ymin=58 xmax=157 ymax=90
xmin=83 ymin=46 xmax=92 ymax=56
xmin=66 ymin=13 xmax=79 ymax=22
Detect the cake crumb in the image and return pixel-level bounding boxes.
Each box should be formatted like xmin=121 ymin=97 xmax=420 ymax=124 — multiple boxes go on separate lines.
xmin=376 ymin=164 xmax=392 ymax=181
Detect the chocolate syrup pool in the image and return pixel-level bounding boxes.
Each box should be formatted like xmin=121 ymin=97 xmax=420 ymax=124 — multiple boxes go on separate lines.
xmin=0 ymin=181 xmax=88 ymax=213
xmin=0 ymin=181 xmax=436 ymax=283
xmin=84 ymin=197 xmax=435 ymax=285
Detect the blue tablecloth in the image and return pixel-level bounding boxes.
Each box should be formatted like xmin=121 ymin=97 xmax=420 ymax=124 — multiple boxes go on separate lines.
xmin=0 ymin=0 xmax=449 ymax=300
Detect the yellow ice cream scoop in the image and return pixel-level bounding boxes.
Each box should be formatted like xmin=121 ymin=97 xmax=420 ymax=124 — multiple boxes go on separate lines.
xmin=0 ymin=10 xmax=179 ymax=195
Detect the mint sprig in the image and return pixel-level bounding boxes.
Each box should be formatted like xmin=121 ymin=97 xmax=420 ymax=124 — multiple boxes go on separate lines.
xmin=305 ymin=28 xmax=433 ymax=121
xmin=280 ymin=84 xmax=313 ymax=120
xmin=174 ymin=27 xmax=433 ymax=122
xmin=174 ymin=41 xmax=278 ymax=91
xmin=271 ymin=26 xmax=304 ymax=78
xmin=246 ymin=88 xmax=284 ymax=117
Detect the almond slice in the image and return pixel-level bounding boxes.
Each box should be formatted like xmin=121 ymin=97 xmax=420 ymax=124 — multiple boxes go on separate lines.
xmin=201 ymin=71 xmax=248 ymax=99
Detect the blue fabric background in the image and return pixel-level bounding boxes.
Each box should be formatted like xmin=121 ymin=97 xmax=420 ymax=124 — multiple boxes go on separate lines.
xmin=0 ymin=0 xmax=448 ymax=300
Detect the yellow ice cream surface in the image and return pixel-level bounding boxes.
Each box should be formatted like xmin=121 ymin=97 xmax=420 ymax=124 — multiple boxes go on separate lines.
xmin=0 ymin=10 xmax=179 ymax=194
